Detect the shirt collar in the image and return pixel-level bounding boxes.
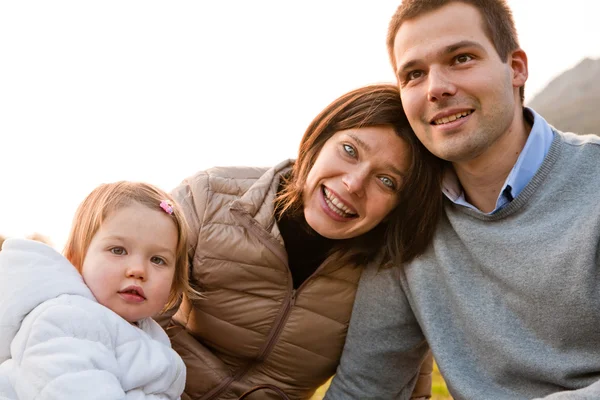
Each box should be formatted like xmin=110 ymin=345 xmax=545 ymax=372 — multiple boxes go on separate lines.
xmin=442 ymin=108 xmax=554 ymax=214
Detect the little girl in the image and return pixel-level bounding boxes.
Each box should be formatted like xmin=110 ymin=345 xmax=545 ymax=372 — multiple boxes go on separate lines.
xmin=0 ymin=181 xmax=199 ymax=400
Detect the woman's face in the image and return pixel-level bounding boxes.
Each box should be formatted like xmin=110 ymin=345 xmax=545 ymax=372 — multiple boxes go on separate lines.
xmin=303 ymin=126 xmax=411 ymax=239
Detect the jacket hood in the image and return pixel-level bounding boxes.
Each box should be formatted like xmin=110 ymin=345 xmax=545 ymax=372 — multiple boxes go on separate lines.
xmin=0 ymin=238 xmax=94 ymax=363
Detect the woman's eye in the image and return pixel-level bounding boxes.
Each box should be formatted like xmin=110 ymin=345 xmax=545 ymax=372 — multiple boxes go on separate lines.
xmin=379 ymin=176 xmax=396 ymax=190
xmin=343 ymin=144 xmax=357 ymax=158
xmin=151 ymin=256 xmax=166 ymax=265
xmin=110 ymin=247 xmax=126 ymax=255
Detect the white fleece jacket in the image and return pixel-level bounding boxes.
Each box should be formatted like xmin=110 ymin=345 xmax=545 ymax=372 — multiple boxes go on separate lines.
xmin=0 ymin=238 xmax=186 ymax=400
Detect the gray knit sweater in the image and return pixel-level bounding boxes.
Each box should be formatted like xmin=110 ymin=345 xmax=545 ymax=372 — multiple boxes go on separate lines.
xmin=325 ymin=130 xmax=600 ymax=400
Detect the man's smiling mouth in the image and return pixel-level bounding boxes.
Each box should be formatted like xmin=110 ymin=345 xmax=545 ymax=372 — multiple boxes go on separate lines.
xmin=431 ymin=110 xmax=473 ymax=125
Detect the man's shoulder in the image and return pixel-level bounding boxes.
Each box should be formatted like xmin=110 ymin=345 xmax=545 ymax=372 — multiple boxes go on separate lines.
xmin=548 ymin=129 xmax=600 ymax=182
xmin=555 ymin=129 xmax=600 ymax=147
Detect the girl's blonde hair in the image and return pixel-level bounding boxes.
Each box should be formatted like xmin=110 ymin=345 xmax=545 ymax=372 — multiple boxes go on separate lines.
xmin=63 ymin=181 xmax=199 ymax=312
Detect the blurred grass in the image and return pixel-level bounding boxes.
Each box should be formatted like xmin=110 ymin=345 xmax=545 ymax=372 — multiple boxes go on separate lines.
xmin=431 ymin=360 xmax=452 ymax=399
xmin=310 ymin=360 xmax=451 ymax=400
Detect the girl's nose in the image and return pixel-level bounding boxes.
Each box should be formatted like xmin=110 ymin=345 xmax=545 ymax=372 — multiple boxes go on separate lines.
xmin=126 ymin=261 xmax=147 ymax=281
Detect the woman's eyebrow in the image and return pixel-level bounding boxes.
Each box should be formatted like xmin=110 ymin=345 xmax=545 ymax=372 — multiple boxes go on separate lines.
xmin=348 ymin=133 xmax=371 ymax=152
xmin=347 ymin=133 xmax=405 ymax=178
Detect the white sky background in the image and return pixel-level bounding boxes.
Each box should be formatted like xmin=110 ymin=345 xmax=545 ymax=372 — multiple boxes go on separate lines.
xmin=1 ymin=1 xmax=599 ymax=249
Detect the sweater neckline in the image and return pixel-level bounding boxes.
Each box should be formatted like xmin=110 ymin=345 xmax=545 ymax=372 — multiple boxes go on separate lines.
xmin=453 ymin=129 xmax=561 ymax=221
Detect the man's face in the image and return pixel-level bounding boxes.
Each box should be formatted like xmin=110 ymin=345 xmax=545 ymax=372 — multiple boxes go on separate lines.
xmin=392 ymin=2 xmax=527 ymax=164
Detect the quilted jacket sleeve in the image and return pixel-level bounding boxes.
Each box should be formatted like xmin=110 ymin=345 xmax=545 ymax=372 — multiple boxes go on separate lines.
xmin=154 ymin=171 xmax=210 ymax=331
xmin=170 ymin=171 xmax=210 ymax=257
xmin=12 ymin=303 xmax=179 ymax=400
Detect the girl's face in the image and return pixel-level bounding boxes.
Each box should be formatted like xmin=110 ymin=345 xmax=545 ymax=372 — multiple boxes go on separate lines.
xmin=82 ymin=202 xmax=177 ymax=323
xmin=303 ymin=126 xmax=411 ymax=239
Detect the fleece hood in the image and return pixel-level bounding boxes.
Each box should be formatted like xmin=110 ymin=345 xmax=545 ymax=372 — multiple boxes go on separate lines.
xmin=0 ymin=238 xmax=94 ymax=363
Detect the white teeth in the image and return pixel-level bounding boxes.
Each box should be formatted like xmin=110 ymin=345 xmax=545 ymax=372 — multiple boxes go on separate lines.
xmin=323 ymin=187 xmax=357 ymax=217
xmin=434 ymin=110 xmax=472 ymax=125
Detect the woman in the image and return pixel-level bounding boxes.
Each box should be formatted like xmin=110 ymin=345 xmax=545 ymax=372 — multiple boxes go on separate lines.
xmin=161 ymin=84 xmax=444 ymax=400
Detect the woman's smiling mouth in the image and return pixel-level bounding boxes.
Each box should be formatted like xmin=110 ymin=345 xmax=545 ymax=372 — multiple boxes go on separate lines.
xmin=322 ymin=186 xmax=358 ymax=218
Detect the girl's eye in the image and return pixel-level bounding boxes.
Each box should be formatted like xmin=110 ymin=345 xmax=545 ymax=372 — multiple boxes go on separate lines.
xmin=110 ymin=247 xmax=126 ymax=255
xmin=343 ymin=144 xmax=357 ymax=158
xmin=151 ymin=256 xmax=166 ymax=266
xmin=379 ymin=176 xmax=396 ymax=190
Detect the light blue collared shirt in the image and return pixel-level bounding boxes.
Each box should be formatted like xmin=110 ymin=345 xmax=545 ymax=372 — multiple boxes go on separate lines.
xmin=442 ymin=108 xmax=554 ymax=214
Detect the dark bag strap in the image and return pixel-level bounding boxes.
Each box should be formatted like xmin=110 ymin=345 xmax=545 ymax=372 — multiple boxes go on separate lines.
xmin=238 ymin=384 xmax=290 ymax=400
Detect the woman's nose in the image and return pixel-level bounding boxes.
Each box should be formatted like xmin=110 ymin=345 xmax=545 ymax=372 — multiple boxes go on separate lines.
xmin=342 ymin=169 xmax=368 ymax=197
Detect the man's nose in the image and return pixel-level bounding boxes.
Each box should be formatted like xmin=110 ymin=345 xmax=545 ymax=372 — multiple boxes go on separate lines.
xmin=427 ymin=67 xmax=457 ymax=102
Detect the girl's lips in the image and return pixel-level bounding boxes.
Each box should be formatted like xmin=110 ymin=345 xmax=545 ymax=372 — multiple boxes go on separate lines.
xmin=118 ymin=292 xmax=146 ymax=303
xmin=319 ymin=186 xmax=357 ymax=222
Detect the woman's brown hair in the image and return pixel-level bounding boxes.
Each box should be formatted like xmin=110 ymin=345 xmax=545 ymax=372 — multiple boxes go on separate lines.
xmin=276 ymin=84 xmax=444 ymax=266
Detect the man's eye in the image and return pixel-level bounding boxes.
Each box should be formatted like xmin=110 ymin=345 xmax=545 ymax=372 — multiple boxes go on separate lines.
xmin=343 ymin=144 xmax=357 ymax=158
xmin=110 ymin=247 xmax=126 ymax=255
xmin=407 ymin=70 xmax=423 ymax=81
xmin=455 ymin=54 xmax=473 ymax=64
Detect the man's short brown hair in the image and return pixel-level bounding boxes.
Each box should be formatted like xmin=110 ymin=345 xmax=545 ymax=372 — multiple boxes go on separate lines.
xmin=387 ymin=0 xmax=524 ymax=102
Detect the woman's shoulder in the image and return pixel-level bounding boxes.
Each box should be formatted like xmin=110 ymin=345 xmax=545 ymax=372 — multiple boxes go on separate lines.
xmin=187 ymin=160 xmax=292 ymax=182
xmin=204 ymin=165 xmax=272 ymax=180
xmin=179 ymin=160 xmax=293 ymax=197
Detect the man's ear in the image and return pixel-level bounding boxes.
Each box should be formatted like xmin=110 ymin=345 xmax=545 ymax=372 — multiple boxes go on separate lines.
xmin=510 ymin=48 xmax=528 ymax=88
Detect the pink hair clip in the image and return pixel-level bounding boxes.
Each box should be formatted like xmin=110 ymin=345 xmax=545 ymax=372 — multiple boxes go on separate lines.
xmin=160 ymin=200 xmax=174 ymax=215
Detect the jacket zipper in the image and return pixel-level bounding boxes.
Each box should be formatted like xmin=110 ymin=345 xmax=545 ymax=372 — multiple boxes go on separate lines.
xmin=199 ymin=363 xmax=249 ymax=400
xmin=257 ymin=288 xmax=296 ymax=362
xmin=215 ymin=205 xmax=333 ymax=399
xmin=231 ymin=205 xmax=297 ymax=361
xmin=201 ymin=206 xmax=295 ymax=400
xmin=257 ymin=260 xmax=331 ymax=361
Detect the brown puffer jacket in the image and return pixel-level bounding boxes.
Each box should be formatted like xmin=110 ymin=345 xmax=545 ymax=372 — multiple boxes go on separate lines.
xmin=164 ymin=160 xmax=432 ymax=400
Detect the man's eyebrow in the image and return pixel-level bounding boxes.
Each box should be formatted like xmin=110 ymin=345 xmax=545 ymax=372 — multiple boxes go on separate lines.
xmin=348 ymin=133 xmax=405 ymax=178
xmin=396 ymin=60 xmax=419 ymax=78
xmin=444 ymin=40 xmax=485 ymax=55
xmin=396 ymin=40 xmax=486 ymax=77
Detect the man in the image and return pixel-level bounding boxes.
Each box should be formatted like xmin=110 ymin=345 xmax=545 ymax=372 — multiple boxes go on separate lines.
xmin=325 ymin=1 xmax=600 ymax=399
